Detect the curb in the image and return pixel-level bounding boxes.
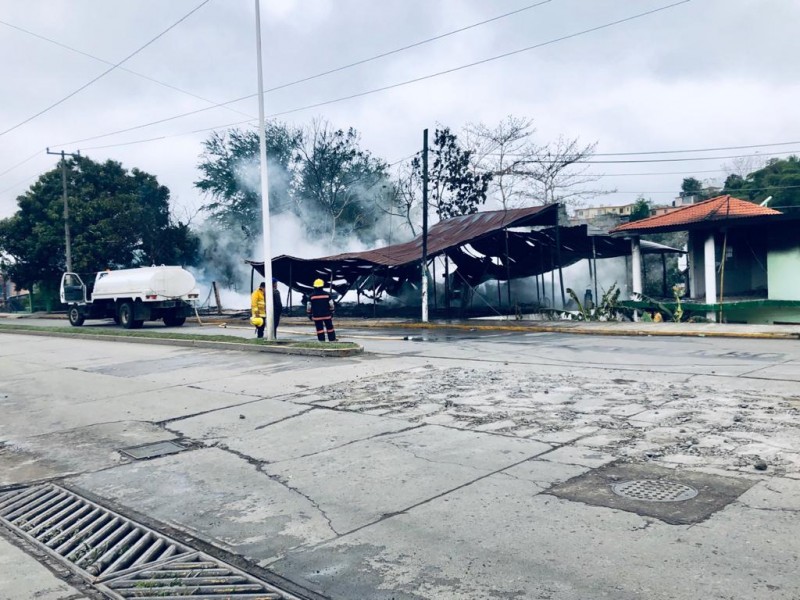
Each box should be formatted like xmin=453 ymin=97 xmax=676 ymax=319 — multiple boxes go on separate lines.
xmin=0 ymin=328 xmax=364 ymax=357
xmin=329 ymin=319 xmax=800 ymax=340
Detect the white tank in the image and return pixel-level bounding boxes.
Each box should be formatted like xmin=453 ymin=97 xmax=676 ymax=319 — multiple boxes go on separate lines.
xmin=91 ymin=266 xmax=197 ymax=301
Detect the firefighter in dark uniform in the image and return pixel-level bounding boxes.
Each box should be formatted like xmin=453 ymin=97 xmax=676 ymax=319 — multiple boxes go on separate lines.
xmin=307 ymin=278 xmax=336 ymax=341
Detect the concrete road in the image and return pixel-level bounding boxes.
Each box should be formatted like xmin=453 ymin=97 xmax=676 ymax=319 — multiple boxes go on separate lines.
xmin=1 ymin=327 xmax=799 ymax=599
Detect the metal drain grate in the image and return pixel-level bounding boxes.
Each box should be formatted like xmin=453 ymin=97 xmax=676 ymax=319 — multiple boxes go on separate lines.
xmin=119 ymin=440 xmax=186 ymax=460
xmin=0 ymin=484 xmax=303 ymax=599
xmin=0 ymin=484 xmax=191 ymax=581
xmin=100 ymin=551 xmax=291 ymax=599
xmin=611 ymin=479 xmax=698 ymax=502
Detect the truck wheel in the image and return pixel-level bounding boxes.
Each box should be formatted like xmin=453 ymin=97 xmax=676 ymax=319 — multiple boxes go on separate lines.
xmin=118 ymin=302 xmax=136 ymax=329
xmin=163 ymin=314 xmax=186 ymax=327
xmin=68 ymin=306 xmax=85 ymax=327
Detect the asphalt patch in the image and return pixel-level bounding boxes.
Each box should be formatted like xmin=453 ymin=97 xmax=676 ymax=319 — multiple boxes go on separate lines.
xmin=547 ymin=461 xmax=757 ymax=525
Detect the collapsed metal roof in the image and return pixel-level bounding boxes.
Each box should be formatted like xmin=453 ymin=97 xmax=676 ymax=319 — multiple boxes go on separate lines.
xmin=247 ymin=204 xmax=682 ymax=298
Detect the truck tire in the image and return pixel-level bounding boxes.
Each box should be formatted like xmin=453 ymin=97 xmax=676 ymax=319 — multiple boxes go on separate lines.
xmin=68 ymin=305 xmax=85 ymax=327
xmin=118 ymin=302 xmax=143 ymax=329
xmin=163 ymin=314 xmax=186 ymax=327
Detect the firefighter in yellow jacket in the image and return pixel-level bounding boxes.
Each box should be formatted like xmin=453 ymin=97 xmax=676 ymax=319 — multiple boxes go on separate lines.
xmin=250 ymin=282 xmax=267 ymax=338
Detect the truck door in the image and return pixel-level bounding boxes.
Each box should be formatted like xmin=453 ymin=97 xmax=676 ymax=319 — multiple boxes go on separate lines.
xmin=60 ymin=273 xmax=86 ymax=304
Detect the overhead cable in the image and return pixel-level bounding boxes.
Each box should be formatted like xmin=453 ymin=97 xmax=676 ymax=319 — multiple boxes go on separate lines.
xmin=0 ymin=0 xmax=211 ymax=138
xmin=0 ymin=16 xmax=253 ymax=121
xmin=55 ymin=0 xmax=689 ymax=148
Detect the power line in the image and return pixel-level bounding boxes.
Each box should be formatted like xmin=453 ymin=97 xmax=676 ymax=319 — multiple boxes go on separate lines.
xmin=264 ymin=0 xmax=555 ymax=95
xmin=493 ymin=139 xmax=800 ymax=158
xmin=592 ymin=140 xmax=800 ymax=156
xmin=611 ymin=184 xmax=800 ymax=195
xmin=587 ymin=169 xmax=728 ymax=177
xmin=0 ymin=0 xmax=211 ymax=138
xmin=0 ymin=16 xmax=253 ymax=121
xmin=0 ymin=150 xmax=44 ymax=178
xmin=267 ymin=1 xmax=693 ymax=119
xmin=520 ymin=149 xmax=799 ymax=165
xmin=54 ymin=0 xmax=558 ymax=148
xmin=55 ymin=0 xmax=689 ymax=149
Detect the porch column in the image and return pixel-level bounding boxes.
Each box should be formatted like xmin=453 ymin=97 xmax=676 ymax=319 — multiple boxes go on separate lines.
xmin=704 ymin=232 xmax=717 ymax=322
xmin=631 ymin=237 xmax=643 ymax=296
xmin=631 ymin=237 xmax=643 ymax=322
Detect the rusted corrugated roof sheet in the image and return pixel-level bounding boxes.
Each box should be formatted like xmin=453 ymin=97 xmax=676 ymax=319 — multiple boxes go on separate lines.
xmin=611 ymin=195 xmax=782 ymax=235
xmin=247 ymin=205 xmax=683 ymax=298
xmin=315 ymin=204 xmax=559 ymax=266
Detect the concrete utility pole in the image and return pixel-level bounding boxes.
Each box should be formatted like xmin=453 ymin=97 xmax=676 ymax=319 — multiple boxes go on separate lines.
xmin=421 ymin=129 xmax=429 ymax=323
xmin=254 ymin=0 xmax=275 ymax=340
xmin=46 ymin=148 xmax=80 ymax=272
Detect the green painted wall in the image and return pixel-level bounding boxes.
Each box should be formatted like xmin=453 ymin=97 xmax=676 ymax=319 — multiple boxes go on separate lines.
xmin=768 ymin=248 xmax=800 ymax=301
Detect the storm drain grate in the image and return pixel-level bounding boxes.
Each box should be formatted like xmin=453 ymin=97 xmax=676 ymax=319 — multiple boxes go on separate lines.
xmin=0 ymin=484 xmax=303 ymax=599
xmin=100 ymin=551 xmax=292 ymax=599
xmin=611 ymin=479 xmax=698 ymax=502
xmin=119 ymin=440 xmax=187 ymax=460
xmin=0 ymin=484 xmax=191 ymax=582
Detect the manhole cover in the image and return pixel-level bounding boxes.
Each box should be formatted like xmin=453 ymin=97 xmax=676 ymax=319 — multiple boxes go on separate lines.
xmin=119 ymin=440 xmax=186 ymax=460
xmin=611 ymin=479 xmax=698 ymax=502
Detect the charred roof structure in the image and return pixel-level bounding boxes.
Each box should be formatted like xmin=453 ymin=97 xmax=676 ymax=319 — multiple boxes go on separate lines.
xmin=247 ymin=204 xmax=681 ymax=314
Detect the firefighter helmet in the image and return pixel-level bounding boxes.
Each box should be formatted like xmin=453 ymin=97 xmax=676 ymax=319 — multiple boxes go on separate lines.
xmin=313 ymin=278 xmax=324 ymax=288
xmin=250 ymin=316 xmax=264 ymax=328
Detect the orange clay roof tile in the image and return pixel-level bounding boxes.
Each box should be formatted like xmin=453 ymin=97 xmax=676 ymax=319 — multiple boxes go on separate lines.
xmin=611 ymin=195 xmax=781 ymax=233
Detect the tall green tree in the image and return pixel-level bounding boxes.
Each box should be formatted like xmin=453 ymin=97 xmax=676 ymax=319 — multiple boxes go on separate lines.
xmin=195 ymin=123 xmax=301 ymax=238
xmin=0 ymin=156 xmax=197 ymax=306
xmin=722 ymin=156 xmax=800 ymax=208
xmin=196 ymin=120 xmax=389 ymax=245
xmin=294 ymin=119 xmax=388 ymax=242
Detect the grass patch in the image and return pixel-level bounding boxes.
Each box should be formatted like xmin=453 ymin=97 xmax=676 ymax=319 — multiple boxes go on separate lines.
xmin=0 ymin=323 xmax=360 ymax=350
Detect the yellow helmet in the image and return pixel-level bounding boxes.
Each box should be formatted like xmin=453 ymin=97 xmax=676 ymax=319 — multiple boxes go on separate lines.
xmin=250 ymin=316 xmax=264 ymax=328
xmin=313 ymin=279 xmax=324 ymax=288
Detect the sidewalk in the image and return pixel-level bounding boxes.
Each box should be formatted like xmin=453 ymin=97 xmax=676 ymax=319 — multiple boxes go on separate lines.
xmin=0 ymin=532 xmax=90 ymax=600
xmin=4 ymin=312 xmax=800 ymax=340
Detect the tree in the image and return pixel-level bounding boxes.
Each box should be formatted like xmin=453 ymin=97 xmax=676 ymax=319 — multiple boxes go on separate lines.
xmin=195 ymin=123 xmax=301 ymax=238
xmin=679 ymin=177 xmax=719 ymax=201
xmin=294 ymin=119 xmax=389 ymax=243
xmin=628 ymin=197 xmax=652 ymax=222
xmin=463 ymin=116 xmax=535 ymax=210
xmin=0 ymin=156 xmax=196 ymax=307
xmin=196 ymin=120 xmax=389 ymax=245
xmin=521 ymin=136 xmax=605 ymax=206
xmin=410 ymin=127 xmax=492 ymax=220
xmin=722 ymin=156 xmax=800 ymax=208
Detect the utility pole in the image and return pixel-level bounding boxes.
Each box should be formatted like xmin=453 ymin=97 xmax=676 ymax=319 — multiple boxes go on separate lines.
xmin=254 ymin=0 xmax=275 ymax=340
xmin=46 ymin=148 xmax=80 ymax=272
xmin=421 ymin=129 xmax=429 ymax=323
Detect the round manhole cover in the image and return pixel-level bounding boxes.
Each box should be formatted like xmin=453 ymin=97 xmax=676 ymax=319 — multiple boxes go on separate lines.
xmin=611 ymin=479 xmax=698 ymax=502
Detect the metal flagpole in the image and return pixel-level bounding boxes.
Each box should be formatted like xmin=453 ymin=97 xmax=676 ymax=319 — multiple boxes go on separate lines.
xmin=254 ymin=0 xmax=275 ymax=340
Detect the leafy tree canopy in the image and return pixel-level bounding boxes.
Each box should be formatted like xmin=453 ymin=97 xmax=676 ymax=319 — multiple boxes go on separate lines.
xmin=195 ymin=119 xmax=388 ymax=245
xmin=628 ymin=197 xmax=652 ymax=222
xmin=0 ymin=156 xmax=197 ymax=295
xmin=411 ymin=127 xmax=492 ymax=219
xmin=722 ymin=156 xmax=800 ymax=208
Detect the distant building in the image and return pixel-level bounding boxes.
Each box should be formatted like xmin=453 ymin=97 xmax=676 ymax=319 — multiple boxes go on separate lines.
xmin=573 ymin=203 xmax=637 ymax=220
xmin=651 ymin=205 xmax=680 ymax=217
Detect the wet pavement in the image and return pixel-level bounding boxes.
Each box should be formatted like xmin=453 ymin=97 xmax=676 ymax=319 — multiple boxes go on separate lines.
xmin=1 ymin=322 xmax=799 ymax=599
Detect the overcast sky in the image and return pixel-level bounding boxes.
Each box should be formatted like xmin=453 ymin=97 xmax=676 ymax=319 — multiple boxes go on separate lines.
xmin=1 ymin=0 xmax=798 ymax=224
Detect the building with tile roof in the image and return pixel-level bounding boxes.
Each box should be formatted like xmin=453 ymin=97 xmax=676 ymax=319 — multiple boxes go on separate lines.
xmin=610 ymin=196 xmax=800 ymax=324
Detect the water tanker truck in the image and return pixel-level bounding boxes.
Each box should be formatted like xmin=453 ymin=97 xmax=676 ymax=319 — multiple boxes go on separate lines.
xmin=59 ymin=266 xmax=199 ymax=329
